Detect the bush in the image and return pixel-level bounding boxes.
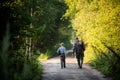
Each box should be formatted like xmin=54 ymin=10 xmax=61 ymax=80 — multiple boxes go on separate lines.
xmin=90 ymin=52 xmax=120 ymax=80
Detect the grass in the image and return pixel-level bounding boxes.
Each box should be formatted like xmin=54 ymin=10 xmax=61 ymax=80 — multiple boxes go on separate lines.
xmin=37 ymin=53 xmax=49 ymax=61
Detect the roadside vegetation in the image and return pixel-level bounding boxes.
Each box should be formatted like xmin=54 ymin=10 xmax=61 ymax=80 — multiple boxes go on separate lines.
xmin=0 ymin=0 xmax=120 ymax=80
xmin=64 ymin=0 xmax=120 ymax=80
xmin=0 ymin=0 xmax=70 ymax=80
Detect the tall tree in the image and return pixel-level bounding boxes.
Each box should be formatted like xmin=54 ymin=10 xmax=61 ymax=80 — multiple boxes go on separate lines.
xmin=64 ymin=0 xmax=120 ymax=79
xmin=0 ymin=0 xmax=69 ymax=79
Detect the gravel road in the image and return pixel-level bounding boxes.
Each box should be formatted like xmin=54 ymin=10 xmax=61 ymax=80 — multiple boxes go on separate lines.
xmin=41 ymin=55 xmax=112 ymax=80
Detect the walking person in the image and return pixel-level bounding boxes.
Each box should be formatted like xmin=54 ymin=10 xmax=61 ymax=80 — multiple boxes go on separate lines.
xmin=57 ymin=42 xmax=67 ymax=69
xmin=73 ymin=37 xmax=85 ymax=69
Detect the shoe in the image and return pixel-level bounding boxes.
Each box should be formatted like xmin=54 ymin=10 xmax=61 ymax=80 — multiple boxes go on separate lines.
xmin=80 ymin=66 xmax=82 ymax=69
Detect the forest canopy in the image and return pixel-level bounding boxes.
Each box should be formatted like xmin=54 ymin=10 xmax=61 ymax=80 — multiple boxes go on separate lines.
xmin=0 ymin=0 xmax=70 ymax=80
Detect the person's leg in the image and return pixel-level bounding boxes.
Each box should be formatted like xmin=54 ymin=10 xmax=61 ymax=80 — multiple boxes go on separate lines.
xmin=77 ymin=58 xmax=80 ymax=68
xmin=76 ymin=54 xmax=80 ymax=68
xmin=60 ymin=56 xmax=63 ymax=68
xmin=63 ymin=56 xmax=66 ymax=68
xmin=80 ymin=57 xmax=83 ymax=68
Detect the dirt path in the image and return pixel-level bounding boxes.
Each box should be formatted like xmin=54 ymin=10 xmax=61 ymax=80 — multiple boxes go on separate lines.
xmin=41 ymin=55 xmax=112 ymax=80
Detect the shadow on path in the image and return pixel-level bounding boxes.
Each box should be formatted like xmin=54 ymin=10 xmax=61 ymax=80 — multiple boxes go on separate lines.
xmin=41 ymin=55 xmax=112 ymax=80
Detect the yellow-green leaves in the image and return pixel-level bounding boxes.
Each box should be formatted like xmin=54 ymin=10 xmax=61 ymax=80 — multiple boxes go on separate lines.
xmin=64 ymin=0 xmax=120 ymax=62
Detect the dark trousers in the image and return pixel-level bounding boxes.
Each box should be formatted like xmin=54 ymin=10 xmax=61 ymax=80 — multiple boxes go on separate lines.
xmin=60 ymin=54 xmax=66 ymax=68
xmin=77 ymin=57 xmax=83 ymax=68
xmin=76 ymin=56 xmax=83 ymax=68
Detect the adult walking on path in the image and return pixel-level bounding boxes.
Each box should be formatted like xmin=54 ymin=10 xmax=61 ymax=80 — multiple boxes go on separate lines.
xmin=41 ymin=55 xmax=112 ymax=80
xmin=73 ymin=37 xmax=85 ymax=69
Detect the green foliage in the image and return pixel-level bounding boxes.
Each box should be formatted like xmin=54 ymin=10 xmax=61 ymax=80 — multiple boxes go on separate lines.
xmin=0 ymin=24 xmax=42 ymax=80
xmin=64 ymin=0 xmax=120 ymax=79
xmin=32 ymin=0 xmax=70 ymax=51
xmin=90 ymin=54 xmax=111 ymax=75
xmin=0 ymin=0 xmax=40 ymax=80
xmin=21 ymin=60 xmax=42 ymax=80
xmin=0 ymin=23 xmax=10 ymax=80
xmin=0 ymin=0 xmax=70 ymax=79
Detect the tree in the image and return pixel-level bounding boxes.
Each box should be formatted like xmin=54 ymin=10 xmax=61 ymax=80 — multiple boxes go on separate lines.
xmin=0 ymin=0 xmax=70 ymax=79
xmin=64 ymin=0 xmax=120 ymax=79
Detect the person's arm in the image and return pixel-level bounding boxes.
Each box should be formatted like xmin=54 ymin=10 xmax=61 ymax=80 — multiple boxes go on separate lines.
xmin=82 ymin=41 xmax=85 ymax=51
xmin=57 ymin=47 xmax=60 ymax=53
xmin=72 ymin=43 xmax=76 ymax=55
xmin=57 ymin=47 xmax=61 ymax=55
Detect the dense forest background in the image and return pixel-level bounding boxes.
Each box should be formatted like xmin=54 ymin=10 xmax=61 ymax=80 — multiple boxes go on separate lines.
xmin=0 ymin=0 xmax=120 ymax=80
xmin=0 ymin=0 xmax=71 ymax=80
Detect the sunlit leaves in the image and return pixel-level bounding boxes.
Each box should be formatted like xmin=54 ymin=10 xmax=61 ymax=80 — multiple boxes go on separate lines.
xmin=64 ymin=0 xmax=120 ymax=61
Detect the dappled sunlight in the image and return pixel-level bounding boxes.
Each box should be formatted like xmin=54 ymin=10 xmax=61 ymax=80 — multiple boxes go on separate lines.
xmin=38 ymin=53 xmax=49 ymax=62
xmin=64 ymin=0 xmax=120 ymax=79
xmin=0 ymin=0 xmax=120 ymax=80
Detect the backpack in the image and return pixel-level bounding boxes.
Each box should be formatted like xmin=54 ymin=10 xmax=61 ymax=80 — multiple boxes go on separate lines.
xmin=75 ymin=41 xmax=85 ymax=53
xmin=58 ymin=50 xmax=61 ymax=55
